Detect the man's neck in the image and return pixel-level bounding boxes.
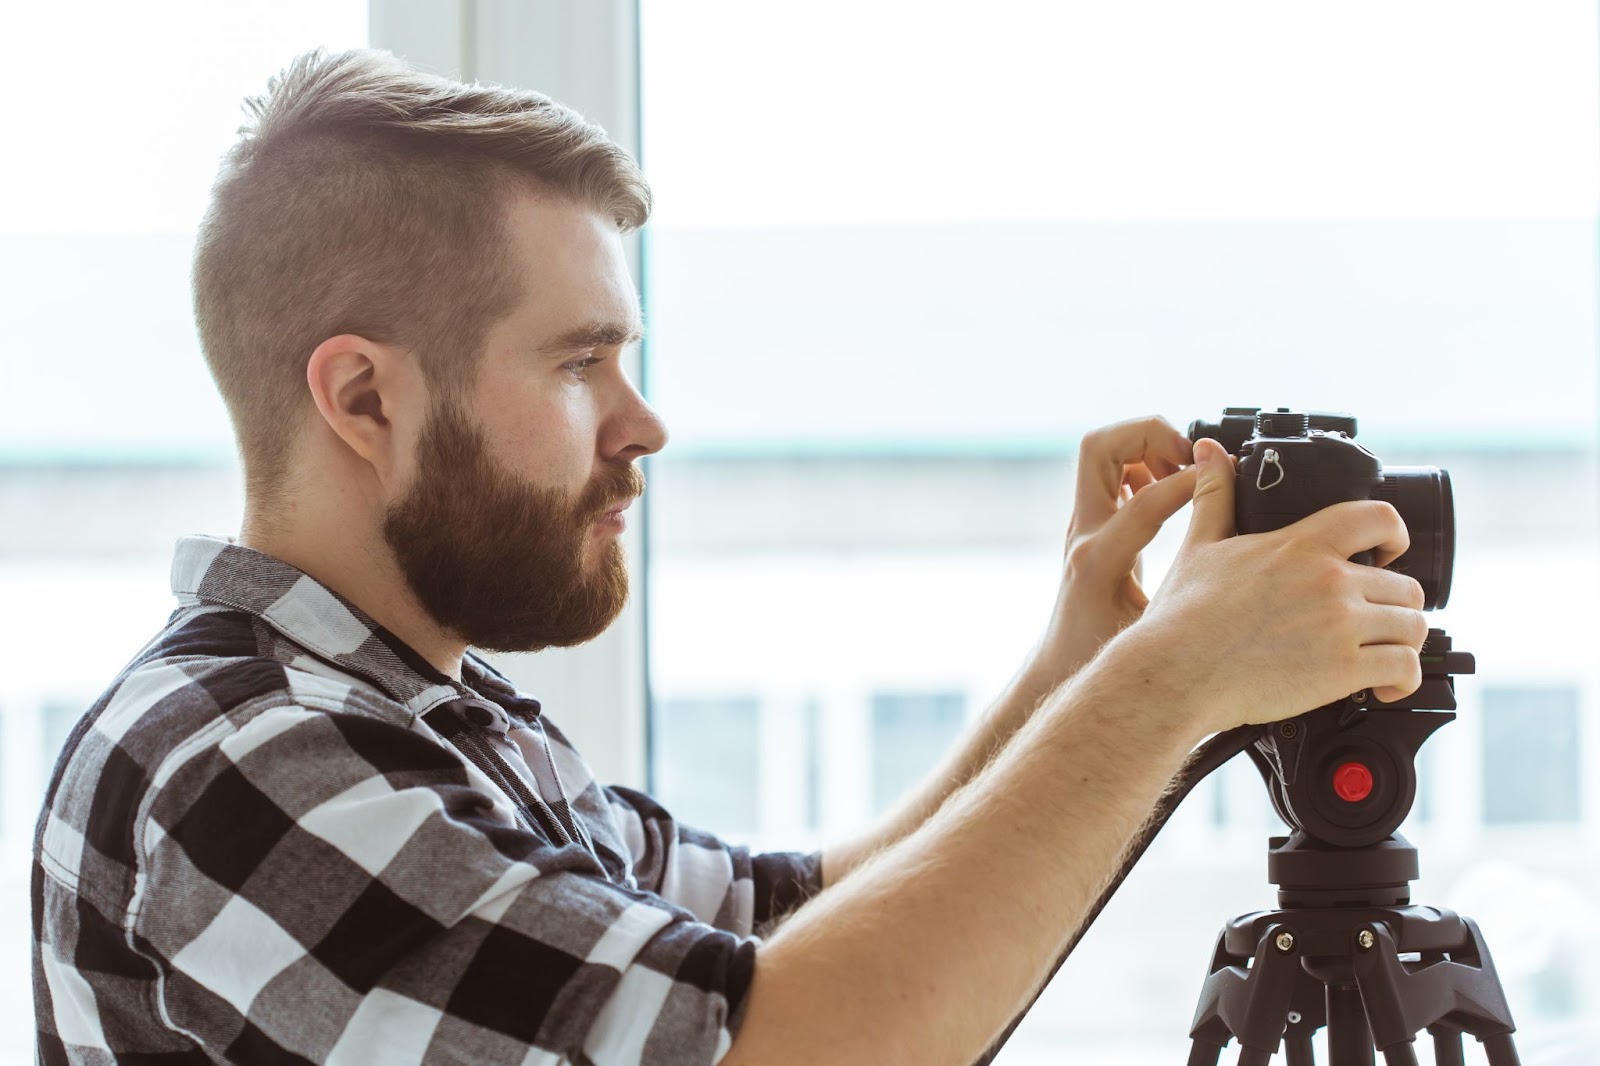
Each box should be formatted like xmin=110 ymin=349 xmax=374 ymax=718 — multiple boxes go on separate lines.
xmin=240 ymin=513 xmax=467 ymax=682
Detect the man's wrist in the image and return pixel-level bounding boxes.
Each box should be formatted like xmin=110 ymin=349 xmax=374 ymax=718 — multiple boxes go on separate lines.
xmin=1064 ymin=619 xmax=1221 ymax=753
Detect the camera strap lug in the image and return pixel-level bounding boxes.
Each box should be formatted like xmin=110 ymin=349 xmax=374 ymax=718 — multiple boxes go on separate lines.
xmin=1257 ymin=448 xmax=1286 ymax=491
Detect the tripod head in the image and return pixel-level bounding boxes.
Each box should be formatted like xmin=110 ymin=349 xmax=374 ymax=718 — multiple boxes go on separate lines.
xmin=1248 ymin=628 xmax=1474 ymax=850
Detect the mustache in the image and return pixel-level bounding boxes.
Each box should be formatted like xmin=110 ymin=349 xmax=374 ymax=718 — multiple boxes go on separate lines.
xmin=584 ymin=461 xmax=646 ymax=516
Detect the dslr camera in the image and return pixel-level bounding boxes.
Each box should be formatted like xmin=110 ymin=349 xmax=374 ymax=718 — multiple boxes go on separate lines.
xmin=1188 ymin=406 xmax=1454 ymax=609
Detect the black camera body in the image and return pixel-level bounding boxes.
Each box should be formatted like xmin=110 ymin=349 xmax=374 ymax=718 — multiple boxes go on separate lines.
xmin=1189 ymin=406 xmax=1455 ymax=610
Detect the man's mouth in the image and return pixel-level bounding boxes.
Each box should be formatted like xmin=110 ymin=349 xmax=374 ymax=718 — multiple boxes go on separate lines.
xmin=597 ymin=495 xmax=637 ymax=524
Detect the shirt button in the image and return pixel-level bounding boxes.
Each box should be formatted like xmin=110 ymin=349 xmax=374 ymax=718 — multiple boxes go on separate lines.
xmin=455 ymin=699 xmax=510 ymax=734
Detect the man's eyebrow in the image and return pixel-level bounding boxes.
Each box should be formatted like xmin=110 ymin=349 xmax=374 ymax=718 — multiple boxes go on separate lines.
xmin=534 ymin=320 xmax=645 ymax=356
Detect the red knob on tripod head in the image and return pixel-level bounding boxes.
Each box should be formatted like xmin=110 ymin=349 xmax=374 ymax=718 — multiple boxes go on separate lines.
xmin=1332 ymin=761 xmax=1375 ymax=803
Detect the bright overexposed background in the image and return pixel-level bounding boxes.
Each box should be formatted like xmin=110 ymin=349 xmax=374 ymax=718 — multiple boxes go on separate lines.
xmin=2 ymin=3 xmax=1596 ymax=1064
xmin=0 ymin=5 xmax=368 ymax=1064
xmin=639 ymin=3 xmax=1600 ymax=1063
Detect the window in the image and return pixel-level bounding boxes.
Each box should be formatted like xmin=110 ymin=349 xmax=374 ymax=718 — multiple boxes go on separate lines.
xmin=1482 ymin=686 xmax=1583 ymax=824
xmin=40 ymin=701 xmax=82 ymax=780
xmin=653 ymin=696 xmax=763 ymax=835
xmin=641 ymin=1 xmax=1600 ymax=1056
xmin=870 ymin=691 xmax=966 ymax=815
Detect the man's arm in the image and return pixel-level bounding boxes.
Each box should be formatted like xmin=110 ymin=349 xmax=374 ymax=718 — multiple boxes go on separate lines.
xmin=725 ymin=440 xmax=1430 ymax=1065
xmin=819 ymin=653 xmax=1066 ymax=888
xmin=822 ymin=417 xmax=1199 ymax=888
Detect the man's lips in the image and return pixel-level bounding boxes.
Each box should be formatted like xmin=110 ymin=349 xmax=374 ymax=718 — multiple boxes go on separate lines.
xmin=599 ymin=496 xmax=636 ymax=519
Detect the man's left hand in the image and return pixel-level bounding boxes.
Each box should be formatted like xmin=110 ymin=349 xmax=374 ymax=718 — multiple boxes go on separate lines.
xmin=1029 ymin=415 xmax=1201 ymax=686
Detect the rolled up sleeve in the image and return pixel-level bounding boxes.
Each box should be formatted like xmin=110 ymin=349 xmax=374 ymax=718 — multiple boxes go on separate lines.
xmin=603 ymin=785 xmax=822 ymax=939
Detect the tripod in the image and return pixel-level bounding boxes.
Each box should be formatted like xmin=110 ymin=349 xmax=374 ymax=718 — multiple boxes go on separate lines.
xmin=1185 ymin=831 xmax=1520 ymax=1065
xmin=1184 ymin=628 xmax=1519 ymax=1066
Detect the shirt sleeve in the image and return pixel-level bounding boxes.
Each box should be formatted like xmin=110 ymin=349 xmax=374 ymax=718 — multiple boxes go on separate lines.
xmin=133 ymin=703 xmax=761 ymax=1065
xmin=603 ymin=785 xmax=822 ymax=940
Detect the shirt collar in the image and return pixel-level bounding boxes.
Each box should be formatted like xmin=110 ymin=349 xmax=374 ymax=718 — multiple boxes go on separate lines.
xmin=169 ymin=534 xmax=539 ymax=721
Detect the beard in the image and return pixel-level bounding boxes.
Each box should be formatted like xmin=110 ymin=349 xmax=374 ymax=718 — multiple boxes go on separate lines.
xmin=382 ymin=398 xmax=643 ymax=654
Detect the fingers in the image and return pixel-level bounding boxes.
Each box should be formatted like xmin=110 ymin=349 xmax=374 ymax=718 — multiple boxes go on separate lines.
xmin=1301 ymin=500 xmax=1410 ymax=564
xmin=1361 ymin=644 xmax=1425 ymax=704
xmin=1123 ymin=463 xmax=1156 ymax=496
xmin=1145 ymin=454 xmax=1182 ymax=480
xmin=1349 ymin=601 xmax=1428 ymax=703
xmin=1357 ymin=602 xmax=1429 ymax=650
xmin=1077 ymin=466 xmax=1200 ymax=576
xmin=1180 ymin=438 xmax=1238 ymax=548
xmin=1355 ymin=565 xmax=1425 ymax=610
xmin=1073 ymin=417 xmax=1194 ymax=528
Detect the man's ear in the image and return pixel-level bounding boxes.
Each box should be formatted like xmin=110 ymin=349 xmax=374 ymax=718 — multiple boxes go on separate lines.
xmin=304 ymin=334 xmax=427 ymax=491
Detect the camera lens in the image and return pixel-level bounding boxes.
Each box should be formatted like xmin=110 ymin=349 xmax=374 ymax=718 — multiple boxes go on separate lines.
xmin=1378 ymin=467 xmax=1454 ymax=609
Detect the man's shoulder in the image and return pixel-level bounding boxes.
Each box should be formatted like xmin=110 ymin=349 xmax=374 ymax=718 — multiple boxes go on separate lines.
xmin=39 ymin=605 xmax=429 ymax=891
xmin=46 ymin=607 xmax=413 ymax=825
xmin=104 ymin=605 xmax=408 ymax=733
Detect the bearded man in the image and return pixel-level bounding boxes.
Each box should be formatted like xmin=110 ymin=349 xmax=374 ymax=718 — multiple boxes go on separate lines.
xmin=32 ymin=48 xmax=1429 ymax=1066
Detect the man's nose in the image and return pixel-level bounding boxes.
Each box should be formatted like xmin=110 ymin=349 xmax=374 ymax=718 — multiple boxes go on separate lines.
xmin=606 ymin=386 xmax=669 ymax=461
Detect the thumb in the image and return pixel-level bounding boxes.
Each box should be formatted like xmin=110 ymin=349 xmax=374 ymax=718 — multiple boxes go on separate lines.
xmin=1182 ymin=438 xmax=1237 ymax=547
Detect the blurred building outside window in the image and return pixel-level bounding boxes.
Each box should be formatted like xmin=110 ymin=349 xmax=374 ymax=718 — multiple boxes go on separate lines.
xmin=1481 ymin=686 xmax=1583 ymax=825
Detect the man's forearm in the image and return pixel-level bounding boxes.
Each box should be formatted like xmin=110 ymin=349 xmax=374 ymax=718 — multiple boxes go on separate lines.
xmin=820 ymin=648 xmax=1081 ymax=888
xmin=724 ymin=627 xmax=1205 ymax=1066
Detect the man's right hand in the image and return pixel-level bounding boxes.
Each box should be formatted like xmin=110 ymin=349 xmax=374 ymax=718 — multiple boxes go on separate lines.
xmin=1131 ymin=435 xmax=1430 ymax=734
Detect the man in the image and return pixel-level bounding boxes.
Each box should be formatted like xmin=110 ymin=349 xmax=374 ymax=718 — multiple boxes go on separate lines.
xmin=32 ymin=48 xmax=1428 ymax=1065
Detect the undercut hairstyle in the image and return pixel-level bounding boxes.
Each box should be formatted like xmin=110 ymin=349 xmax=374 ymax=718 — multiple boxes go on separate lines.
xmin=192 ymin=48 xmax=651 ymax=505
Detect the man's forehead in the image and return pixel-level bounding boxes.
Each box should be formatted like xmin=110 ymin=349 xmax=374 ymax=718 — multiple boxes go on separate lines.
xmin=498 ymin=192 xmax=643 ymax=351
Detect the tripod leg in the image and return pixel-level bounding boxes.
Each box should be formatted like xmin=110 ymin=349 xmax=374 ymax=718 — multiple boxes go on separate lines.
xmin=1284 ymin=963 xmax=1324 ymax=1066
xmin=1480 ymin=1032 xmax=1522 ymax=1066
xmin=1189 ymin=919 xmax=1301 ymax=1061
xmin=1427 ymin=1025 xmax=1464 ymax=1066
xmin=1283 ymin=1034 xmax=1315 ymax=1066
xmin=1326 ymin=985 xmax=1374 ymax=1066
xmin=1380 ymin=1044 xmax=1418 ymax=1066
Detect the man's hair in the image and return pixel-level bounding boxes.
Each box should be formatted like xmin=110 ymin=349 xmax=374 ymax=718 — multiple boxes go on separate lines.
xmin=193 ymin=48 xmax=650 ymax=504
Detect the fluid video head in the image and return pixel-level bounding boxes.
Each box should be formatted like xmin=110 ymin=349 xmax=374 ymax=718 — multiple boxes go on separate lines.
xmin=1186 ymin=408 xmax=1472 ymax=853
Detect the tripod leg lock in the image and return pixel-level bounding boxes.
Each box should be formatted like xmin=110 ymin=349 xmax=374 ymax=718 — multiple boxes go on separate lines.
xmin=1189 ymin=921 xmax=1305 ymax=1056
xmin=1351 ymin=916 xmax=1519 ymax=1058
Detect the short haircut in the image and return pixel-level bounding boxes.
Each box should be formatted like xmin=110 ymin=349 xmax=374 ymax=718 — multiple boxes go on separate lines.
xmin=192 ymin=48 xmax=651 ymax=504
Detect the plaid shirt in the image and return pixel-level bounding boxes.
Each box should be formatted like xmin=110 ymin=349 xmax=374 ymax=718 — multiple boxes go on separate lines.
xmin=33 ymin=535 xmax=821 ymax=1065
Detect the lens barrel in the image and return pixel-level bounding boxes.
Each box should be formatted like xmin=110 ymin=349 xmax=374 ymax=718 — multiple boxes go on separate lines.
xmin=1377 ymin=467 xmax=1454 ymax=609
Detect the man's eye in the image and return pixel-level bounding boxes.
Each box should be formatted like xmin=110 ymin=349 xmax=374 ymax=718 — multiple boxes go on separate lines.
xmin=563 ymin=355 xmax=603 ymax=380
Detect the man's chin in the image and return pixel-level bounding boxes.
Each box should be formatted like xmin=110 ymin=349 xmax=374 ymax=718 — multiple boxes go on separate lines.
xmin=448 ymin=577 xmax=631 ymax=655
xmin=463 ymin=615 xmax=622 ymax=655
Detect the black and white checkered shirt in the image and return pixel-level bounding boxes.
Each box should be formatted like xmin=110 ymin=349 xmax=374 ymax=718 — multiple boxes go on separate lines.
xmin=33 ymin=534 xmax=821 ymax=1065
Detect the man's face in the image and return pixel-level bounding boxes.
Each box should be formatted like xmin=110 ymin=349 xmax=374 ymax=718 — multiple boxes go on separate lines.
xmin=382 ymin=191 xmax=667 ymax=653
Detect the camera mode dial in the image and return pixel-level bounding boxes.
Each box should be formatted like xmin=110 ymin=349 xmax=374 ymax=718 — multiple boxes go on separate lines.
xmin=1255 ymin=408 xmax=1310 ymax=438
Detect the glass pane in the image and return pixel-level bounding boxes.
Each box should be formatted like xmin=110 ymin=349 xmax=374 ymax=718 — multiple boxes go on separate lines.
xmin=642 ymin=2 xmax=1600 ymax=1058
xmin=870 ymin=692 xmax=966 ymax=815
xmin=654 ymin=697 xmax=763 ymax=835
xmin=1 ymin=6 xmax=367 ymax=1065
xmin=1482 ymin=687 xmax=1582 ymax=823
